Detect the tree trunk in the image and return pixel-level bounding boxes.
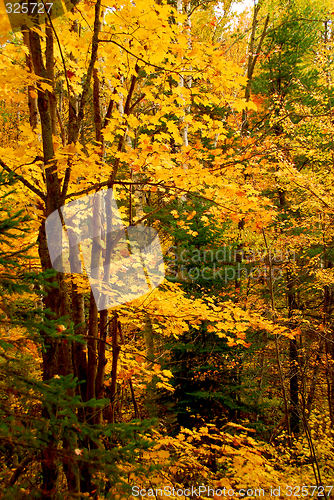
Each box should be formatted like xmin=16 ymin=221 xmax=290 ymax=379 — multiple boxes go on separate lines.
xmin=323 ymin=262 xmax=334 ymax=426
xmin=110 ymin=315 xmax=121 ymax=422
xmin=241 ymin=5 xmax=269 ymax=134
xmin=287 ymin=271 xmax=300 ymax=435
xmin=22 ymin=30 xmax=38 ymax=130
xmin=87 ymin=193 xmax=102 ymax=406
xmin=29 ymin=25 xmax=74 ymax=497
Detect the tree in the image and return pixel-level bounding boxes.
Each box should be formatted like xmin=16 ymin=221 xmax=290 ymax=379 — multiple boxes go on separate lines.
xmin=0 ymin=167 xmax=159 ymax=498
xmin=1 ymin=0 xmax=334 ymax=494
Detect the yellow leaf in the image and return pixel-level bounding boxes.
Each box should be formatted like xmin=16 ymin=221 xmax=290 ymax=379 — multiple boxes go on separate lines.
xmin=216 ymin=478 xmax=233 ymax=489
xmin=31 ymin=26 xmax=47 ymax=38
xmin=199 ymin=426 xmax=208 ymax=434
xmin=40 ymin=81 xmax=53 ymax=93
xmin=186 ymin=210 xmax=196 ymax=220
xmin=62 ymin=143 xmax=79 ymax=155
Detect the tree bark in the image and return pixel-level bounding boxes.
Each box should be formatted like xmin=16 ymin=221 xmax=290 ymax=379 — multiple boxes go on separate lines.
xmin=241 ymin=5 xmax=269 ymax=134
xmin=22 ymin=30 xmax=38 ymax=130
xmin=287 ymin=271 xmax=300 ymax=435
xmin=87 ymin=193 xmax=102 ymax=407
xmin=306 ymin=338 xmax=324 ymax=416
xmin=323 ymin=260 xmax=334 ymax=426
xmin=46 ymin=22 xmax=57 ymax=136
xmin=110 ymin=315 xmax=121 ymax=422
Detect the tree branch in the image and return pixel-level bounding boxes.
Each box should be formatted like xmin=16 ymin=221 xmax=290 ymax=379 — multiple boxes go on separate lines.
xmin=68 ymin=0 xmax=102 ymax=144
xmin=61 ymin=0 xmax=102 ymax=202
xmin=0 ymin=158 xmax=46 ymax=201
xmin=97 ymin=38 xmax=190 ymax=75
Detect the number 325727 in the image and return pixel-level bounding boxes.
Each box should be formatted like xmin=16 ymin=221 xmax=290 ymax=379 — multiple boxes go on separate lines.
xmin=5 ymin=3 xmax=53 ymax=14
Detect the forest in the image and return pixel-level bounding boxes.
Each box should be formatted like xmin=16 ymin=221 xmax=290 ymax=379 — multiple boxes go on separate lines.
xmin=0 ymin=0 xmax=333 ymax=497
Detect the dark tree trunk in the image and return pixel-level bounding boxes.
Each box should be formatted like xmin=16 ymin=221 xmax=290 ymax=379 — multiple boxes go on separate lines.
xmin=323 ymin=265 xmax=334 ymax=426
xmin=110 ymin=315 xmax=121 ymax=423
xmin=22 ymin=30 xmax=38 ymax=130
xmin=287 ymin=272 xmax=300 ymax=435
xmin=29 ymin=26 xmax=74 ymax=497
